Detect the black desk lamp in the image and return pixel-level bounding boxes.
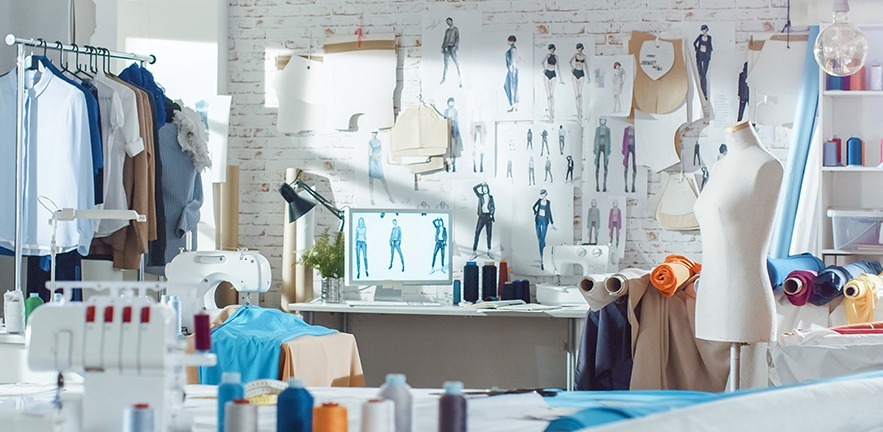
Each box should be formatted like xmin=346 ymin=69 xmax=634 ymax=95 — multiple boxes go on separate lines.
xmin=279 ymin=179 xmax=344 ymax=228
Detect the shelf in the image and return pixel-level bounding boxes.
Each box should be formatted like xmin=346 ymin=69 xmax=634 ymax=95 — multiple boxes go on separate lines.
xmin=823 ymin=90 xmax=883 ymax=97
xmin=822 ymin=165 xmax=883 ymax=172
xmin=822 ymin=248 xmax=883 ymax=256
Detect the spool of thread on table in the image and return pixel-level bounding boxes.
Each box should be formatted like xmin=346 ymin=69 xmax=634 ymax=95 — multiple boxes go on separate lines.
xmin=519 ymin=280 xmax=531 ymax=304
xmin=361 ymin=399 xmax=395 ymax=432
xmin=847 ymin=137 xmax=864 ymax=166
xmin=194 ymin=313 xmax=211 ymax=352
xmin=481 ymin=262 xmax=497 ymax=301
xmin=169 ymin=295 xmax=182 ymax=336
xmin=314 ymin=402 xmax=348 ymax=432
xmin=832 ymin=136 xmax=843 ymax=165
xmin=823 ymin=141 xmax=839 ymax=166
xmin=439 ymin=381 xmax=467 ymax=432
xmin=452 ymin=280 xmax=461 ymax=305
xmin=497 ymin=260 xmax=509 ymax=299
xmin=850 ymin=66 xmax=867 ymax=90
xmin=277 ymin=378 xmax=312 ymax=432
xmin=502 ymin=282 xmax=516 ymax=300
xmin=225 ymin=399 xmax=257 ymax=432
xmin=463 ymin=262 xmax=479 ymax=303
xmin=122 ymin=403 xmax=155 ymax=432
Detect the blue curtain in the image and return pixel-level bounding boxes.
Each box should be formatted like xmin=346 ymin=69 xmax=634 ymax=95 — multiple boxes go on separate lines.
xmin=770 ymin=27 xmax=820 ymax=259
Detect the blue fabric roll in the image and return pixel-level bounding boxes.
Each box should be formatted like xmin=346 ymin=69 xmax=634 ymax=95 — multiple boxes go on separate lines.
xmin=198 ymin=306 xmax=337 ymax=384
xmin=811 ymin=260 xmax=883 ymax=306
xmin=544 ymin=391 xmax=715 ymax=431
xmin=766 ymin=253 xmax=825 ymax=290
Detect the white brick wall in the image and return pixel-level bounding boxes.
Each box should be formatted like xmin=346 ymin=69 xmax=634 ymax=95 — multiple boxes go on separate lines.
xmin=226 ymin=1 xmax=789 ymax=308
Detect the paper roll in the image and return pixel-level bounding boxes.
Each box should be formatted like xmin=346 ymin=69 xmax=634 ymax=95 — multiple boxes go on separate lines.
xmin=604 ymin=268 xmax=651 ymax=296
xmin=295 ymin=208 xmax=315 ymax=302
xmin=578 ymin=273 xmax=614 ymax=311
xmin=219 ymin=165 xmax=240 ymax=251
xmin=281 ymin=168 xmax=301 ymax=310
xmin=871 ymin=65 xmax=883 ymax=91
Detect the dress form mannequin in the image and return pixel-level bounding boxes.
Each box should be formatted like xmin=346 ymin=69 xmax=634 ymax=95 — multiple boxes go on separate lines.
xmin=694 ymin=120 xmax=783 ymax=343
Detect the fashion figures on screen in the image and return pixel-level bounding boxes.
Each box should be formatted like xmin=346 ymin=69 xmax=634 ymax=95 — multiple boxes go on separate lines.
xmin=587 ymin=199 xmax=600 ymax=245
xmin=533 ymin=189 xmax=555 ymax=270
xmin=544 ymin=156 xmax=553 ymax=183
xmin=558 ymin=125 xmax=566 ymax=155
xmin=528 ymin=156 xmax=536 ymax=185
xmin=355 ymin=217 xmax=368 ymax=278
xmin=473 ymin=123 xmax=484 ymax=173
xmin=694 ymin=24 xmax=713 ymax=100
xmin=444 ymin=97 xmax=462 ymax=172
xmin=622 ymin=125 xmax=636 ymax=193
xmin=608 ymin=200 xmax=622 ymax=247
xmin=570 ymin=43 xmax=588 ymax=121
xmin=504 ymin=35 xmax=520 ymax=112
xmin=542 ymin=44 xmax=564 ymax=121
xmin=612 ymin=62 xmax=627 ymax=113
xmin=368 ymin=131 xmax=395 ymax=205
xmin=440 ymin=17 xmax=462 ymax=87
xmin=594 ymin=117 xmax=611 ymax=192
xmin=388 ymin=219 xmax=404 ymax=271
xmin=431 ymin=217 xmax=448 ymax=273
xmin=472 ymin=182 xmax=495 ymax=259
xmin=541 ymin=129 xmax=550 ymax=156
xmin=565 ymin=155 xmax=574 ymax=182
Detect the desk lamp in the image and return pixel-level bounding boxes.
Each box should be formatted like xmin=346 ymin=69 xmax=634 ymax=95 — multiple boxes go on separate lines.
xmin=278 ymin=178 xmax=344 ymax=229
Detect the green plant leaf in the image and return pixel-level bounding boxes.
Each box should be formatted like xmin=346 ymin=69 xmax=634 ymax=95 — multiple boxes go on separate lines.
xmin=299 ymin=229 xmax=345 ymax=279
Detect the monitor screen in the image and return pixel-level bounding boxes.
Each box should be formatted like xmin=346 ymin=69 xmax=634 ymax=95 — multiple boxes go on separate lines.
xmin=344 ymin=208 xmax=453 ymax=287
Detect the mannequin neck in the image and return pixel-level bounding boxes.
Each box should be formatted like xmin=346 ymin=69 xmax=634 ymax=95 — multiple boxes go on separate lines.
xmin=724 ymin=122 xmax=762 ymax=154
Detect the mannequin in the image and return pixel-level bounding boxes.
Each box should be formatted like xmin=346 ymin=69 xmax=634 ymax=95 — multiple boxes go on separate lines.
xmin=694 ymin=120 xmax=783 ymax=344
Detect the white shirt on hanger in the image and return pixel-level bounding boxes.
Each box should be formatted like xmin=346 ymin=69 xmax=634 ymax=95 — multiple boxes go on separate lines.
xmin=0 ymin=68 xmax=96 ymax=255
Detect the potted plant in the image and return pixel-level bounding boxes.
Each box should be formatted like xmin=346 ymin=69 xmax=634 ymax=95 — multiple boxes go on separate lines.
xmin=300 ymin=229 xmax=345 ymax=302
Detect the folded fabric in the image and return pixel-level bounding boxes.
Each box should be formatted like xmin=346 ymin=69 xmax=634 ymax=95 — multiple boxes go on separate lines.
xmin=576 ymin=301 xmax=632 ymax=391
xmin=544 ymin=390 xmax=714 ymax=431
xmin=843 ymin=273 xmax=883 ymax=325
xmin=831 ymin=328 xmax=883 ymax=335
xmin=198 ymin=306 xmax=337 ymax=384
xmin=579 ymin=273 xmax=614 ymax=311
xmin=766 ymin=253 xmax=824 ymax=290
xmin=650 ymin=255 xmax=701 ymax=297
xmin=782 ymin=270 xmax=818 ymax=306
xmin=605 ymin=268 xmax=651 ymax=297
xmin=831 ymin=321 xmax=883 ymax=331
xmin=812 ymin=261 xmax=883 ymax=306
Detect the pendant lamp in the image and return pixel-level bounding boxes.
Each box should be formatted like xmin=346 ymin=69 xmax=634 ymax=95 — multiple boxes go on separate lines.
xmin=814 ymin=0 xmax=868 ymax=77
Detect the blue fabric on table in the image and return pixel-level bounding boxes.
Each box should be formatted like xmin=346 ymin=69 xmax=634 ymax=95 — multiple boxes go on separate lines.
xmin=766 ymin=252 xmax=824 ymax=290
xmin=811 ymin=260 xmax=883 ymax=306
xmin=198 ymin=306 xmax=337 ymax=385
xmin=576 ymin=299 xmax=631 ymax=390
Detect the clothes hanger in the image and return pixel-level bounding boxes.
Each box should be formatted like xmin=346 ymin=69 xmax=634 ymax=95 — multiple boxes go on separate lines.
xmin=72 ymin=44 xmax=93 ymax=79
xmin=27 ymin=38 xmax=46 ymax=71
xmin=55 ymin=41 xmax=69 ymax=73
xmin=85 ymin=46 xmax=98 ymax=74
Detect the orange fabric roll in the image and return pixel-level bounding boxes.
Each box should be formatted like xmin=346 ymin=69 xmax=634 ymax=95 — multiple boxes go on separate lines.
xmin=650 ymin=254 xmax=702 ymax=297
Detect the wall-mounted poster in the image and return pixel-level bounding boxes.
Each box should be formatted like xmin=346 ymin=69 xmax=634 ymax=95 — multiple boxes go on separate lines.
xmin=533 ymin=38 xmax=596 ymax=124
xmin=583 ymin=116 xmax=648 ymax=198
xmin=421 ymin=8 xmax=482 ymax=94
xmin=473 ymin=32 xmax=535 ymax=120
xmin=495 ymin=122 xmax=583 ymax=188
xmin=581 ymin=193 xmax=627 ymax=263
xmin=508 ymin=185 xmax=575 ymax=276
xmin=342 ymin=130 xmax=420 ymax=207
xmin=450 ymin=180 xmax=513 ymax=270
xmin=587 ymin=55 xmax=635 ymax=118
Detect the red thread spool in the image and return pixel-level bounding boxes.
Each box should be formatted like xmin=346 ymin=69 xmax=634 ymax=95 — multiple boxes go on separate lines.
xmin=194 ymin=313 xmax=211 ymax=352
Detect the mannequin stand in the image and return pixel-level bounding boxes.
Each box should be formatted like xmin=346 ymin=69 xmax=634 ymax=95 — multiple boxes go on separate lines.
xmin=727 ymin=342 xmax=745 ymax=392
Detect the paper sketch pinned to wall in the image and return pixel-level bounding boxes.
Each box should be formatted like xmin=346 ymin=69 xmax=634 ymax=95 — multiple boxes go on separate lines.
xmin=629 ymin=32 xmax=687 ymax=115
xmin=424 ymin=87 xmax=496 ymax=177
xmin=344 ymin=131 xmax=418 ymax=207
xmin=508 ymin=186 xmax=574 ymax=276
xmin=748 ymin=36 xmax=807 ymax=126
xmin=495 ymin=122 xmax=582 ymax=187
xmin=324 ymin=33 xmax=397 ymax=131
xmin=473 ymin=32 xmax=535 ymax=120
xmin=587 ymin=55 xmax=635 ymax=117
xmin=635 ymin=108 xmax=687 ymax=172
xmin=585 ymin=116 xmax=649 ymax=198
xmin=581 ymin=193 xmax=627 ymax=262
xmin=275 ymin=54 xmax=330 ymax=133
xmin=450 ymin=180 xmax=512 ymax=270
xmin=421 ymin=9 xmax=482 ymax=93
xmin=533 ymin=38 xmax=595 ymax=124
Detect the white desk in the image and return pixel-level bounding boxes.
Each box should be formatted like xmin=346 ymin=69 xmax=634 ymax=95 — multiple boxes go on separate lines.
xmin=290 ymin=303 xmax=588 ymax=391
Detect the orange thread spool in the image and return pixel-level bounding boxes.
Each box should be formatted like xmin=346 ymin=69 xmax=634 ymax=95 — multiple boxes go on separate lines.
xmin=314 ymin=402 xmax=348 ymax=432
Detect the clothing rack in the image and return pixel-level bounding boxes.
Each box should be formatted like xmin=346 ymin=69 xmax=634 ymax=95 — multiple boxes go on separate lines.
xmin=4 ymin=34 xmax=156 ymax=293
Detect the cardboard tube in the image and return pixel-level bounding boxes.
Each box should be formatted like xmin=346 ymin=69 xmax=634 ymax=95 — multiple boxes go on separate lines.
xmin=295 ymin=210 xmax=315 ymax=302
xmin=219 ymin=165 xmax=240 ymax=251
xmin=281 ymin=168 xmax=301 ymax=310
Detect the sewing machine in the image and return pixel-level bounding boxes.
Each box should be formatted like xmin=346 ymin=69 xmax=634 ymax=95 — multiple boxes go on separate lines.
xmin=537 ymin=245 xmax=614 ymax=306
xmin=27 ymin=282 xmax=216 ymax=432
xmin=165 ymin=249 xmax=271 ymax=334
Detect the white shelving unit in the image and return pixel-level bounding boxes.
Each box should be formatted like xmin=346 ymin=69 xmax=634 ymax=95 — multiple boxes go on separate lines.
xmin=818 ymin=25 xmax=883 ymax=264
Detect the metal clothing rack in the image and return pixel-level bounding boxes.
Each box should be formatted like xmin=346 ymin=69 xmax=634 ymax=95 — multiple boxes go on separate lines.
xmin=4 ymin=34 xmax=156 ymax=293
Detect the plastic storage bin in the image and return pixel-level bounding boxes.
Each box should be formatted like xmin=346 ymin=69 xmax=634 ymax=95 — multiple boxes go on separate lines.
xmin=827 ymin=209 xmax=883 ymax=250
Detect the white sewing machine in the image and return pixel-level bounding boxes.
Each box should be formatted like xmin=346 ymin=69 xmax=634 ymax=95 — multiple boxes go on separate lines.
xmin=165 ymin=249 xmax=271 ymax=334
xmin=27 ymin=282 xmax=216 ymax=432
xmin=537 ymin=245 xmax=615 ymax=306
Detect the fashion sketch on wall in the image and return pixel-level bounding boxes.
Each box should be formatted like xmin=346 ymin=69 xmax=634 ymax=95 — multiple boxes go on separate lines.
xmin=587 ymin=55 xmax=635 ymax=118
xmin=473 ymin=31 xmax=534 ymax=120
xmin=694 ymin=24 xmax=713 ymax=100
xmin=450 ymin=180 xmax=511 ymax=270
xmin=343 ymin=131 xmax=415 ymax=207
xmin=584 ymin=116 xmax=648 ymax=198
xmin=422 ymin=9 xmax=481 ymax=94
xmin=425 ymin=85 xmax=497 ymax=178
xmin=673 ymin=21 xmax=737 ymax=128
xmin=496 ymin=122 xmax=582 ymax=188
xmin=581 ymin=193 xmax=627 ymax=261
xmin=510 ymin=185 xmax=573 ymax=275
xmin=533 ymin=38 xmax=594 ymax=124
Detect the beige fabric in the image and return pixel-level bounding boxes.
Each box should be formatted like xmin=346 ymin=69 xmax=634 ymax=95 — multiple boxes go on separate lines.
xmin=629 ymin=32 xmax=688 ymax=115
xmin=389 ymin=104 xmax=449 ymax=173
xmin=655 ymin=173 xmax=700 ymax=231
xmin=185 ymin=306 xmax=365 ymax=387
xmin=628 ymin=275 xmax=730 ymax=391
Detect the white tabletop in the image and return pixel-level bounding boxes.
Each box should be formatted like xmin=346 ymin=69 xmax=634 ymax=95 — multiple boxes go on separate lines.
xmin=289 ymin=302 xmax=588 ymax=319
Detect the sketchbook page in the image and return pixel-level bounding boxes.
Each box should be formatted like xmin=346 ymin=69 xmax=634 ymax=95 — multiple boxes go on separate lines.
xmin=495 ymin=122 xmax=582 ymax=189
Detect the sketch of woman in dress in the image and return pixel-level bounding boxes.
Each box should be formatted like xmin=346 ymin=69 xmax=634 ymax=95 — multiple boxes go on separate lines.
xmin=368 ymin=131 xmax=394 ymax=205
xmin=355 ymin=217 xmax=368 ymax=278
xmin=570 ymin=43 xmax=588 ymax=121
xmin=504 ymin=35 xmax=520 ymax=112
xmin=541 ymin=44 xmax=563 ymax=121
xmin=444 ymin=97 xmax=462 ymax=172
xmin=612 ymin=61 xmax=627 ymax=113
xmin=533 ymin=189 xmax=556 ymax=271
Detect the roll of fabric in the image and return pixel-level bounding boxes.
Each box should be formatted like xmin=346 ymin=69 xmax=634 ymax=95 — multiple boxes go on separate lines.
xmin=604 ymin=268 xmax=651 ymax=297
xmin=766 ymin=253 xmax=824 ymax=290
xmin=812 ymin=261 xmax=883 ymax=306
xmin=650 ymin=255 xmax=701 ymax=297
xmin=843 ymin=273 xmax=883 ymax=325
xmin=782 ymin=270 xmax=818 ymax=306
xmin=579 ymin=273 xmax=614 ymax=311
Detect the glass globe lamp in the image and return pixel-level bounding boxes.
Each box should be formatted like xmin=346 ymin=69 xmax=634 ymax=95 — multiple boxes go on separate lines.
xmin=814 ymin=0 xmax=868 ymax=77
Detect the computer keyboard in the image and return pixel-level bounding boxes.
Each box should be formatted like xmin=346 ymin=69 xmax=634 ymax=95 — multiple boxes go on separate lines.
xmin=345 ymin=300 xmax=443 ymax=307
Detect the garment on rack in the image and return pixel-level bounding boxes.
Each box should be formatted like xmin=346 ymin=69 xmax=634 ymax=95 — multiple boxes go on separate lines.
xmin=843 ymin=273 xmax=882 ymax=325
xmin=783 ymin=269 xmax=818 ymax=306
xmin=813 ymin=261 xmax=883 ymax=306
xmin=27 ymin=251 xmax=82 ymax=302
xmin=766 ymin=252 xmax=824 ymax=290
xmin=0 ymin=67 xmax=96 ymax=256
xmin=576 ymin=300 xmax=632 ymax=391
xmin=198 ymin=306 xmax=337 ymax=385
xmin=650 ymin=255 xmax=701 ymax=298
xmin=119 ymin=64 xmax=166 ymax=129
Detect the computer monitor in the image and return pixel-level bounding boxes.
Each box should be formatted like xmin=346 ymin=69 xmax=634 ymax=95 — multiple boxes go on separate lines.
xmin=344 ymin=208 xmax=453 ymax=297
